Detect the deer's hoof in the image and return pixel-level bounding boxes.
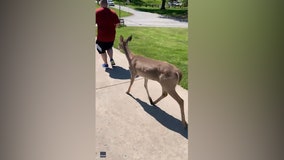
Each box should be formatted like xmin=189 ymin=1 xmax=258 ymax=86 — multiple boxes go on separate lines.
xmin=183 ymin=122 xmax=188 ymax=129
xmin=149 ymin=99 xmax=155 ymax=105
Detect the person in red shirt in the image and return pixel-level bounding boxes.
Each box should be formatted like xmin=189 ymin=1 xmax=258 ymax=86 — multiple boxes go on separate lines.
xmin=96 ymin=0 xmax=120 ymax=68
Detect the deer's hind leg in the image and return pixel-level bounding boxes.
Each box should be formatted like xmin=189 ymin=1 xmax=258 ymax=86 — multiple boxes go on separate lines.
xmin=151 ymin=76 xmax=172 ymax=105
xmin=168 ymin=89 xmax=188 ymax=128
xmin=152 ymin=88 xmax=168 ymax=105
xmin=144 ymin=79 xmax=168 ymax=105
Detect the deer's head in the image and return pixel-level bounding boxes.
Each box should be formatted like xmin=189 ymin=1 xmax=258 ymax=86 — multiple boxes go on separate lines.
xmin=119 ymin=35 xmax=132 ymax=51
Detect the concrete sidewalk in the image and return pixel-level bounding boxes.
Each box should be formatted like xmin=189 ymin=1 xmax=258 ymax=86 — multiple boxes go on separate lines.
xmin=95 ymin=48 xmax=189 ymax=159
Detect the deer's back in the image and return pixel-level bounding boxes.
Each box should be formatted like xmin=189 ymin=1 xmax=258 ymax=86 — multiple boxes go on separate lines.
xmin=131 ymin=55 xmax=182 ymax=82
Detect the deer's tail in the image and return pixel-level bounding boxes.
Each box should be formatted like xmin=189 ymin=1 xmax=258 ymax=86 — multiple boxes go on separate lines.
xmin=176 ymin=70 xmax=183 ymax=84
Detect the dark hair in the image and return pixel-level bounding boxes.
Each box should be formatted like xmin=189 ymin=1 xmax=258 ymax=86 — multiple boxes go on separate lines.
xmin=100 ymin=0 xmax=108 ymax=6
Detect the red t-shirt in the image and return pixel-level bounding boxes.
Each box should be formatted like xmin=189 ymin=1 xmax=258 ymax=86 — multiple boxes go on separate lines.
xmin=96 ymin=7 xmax=120 ymax=42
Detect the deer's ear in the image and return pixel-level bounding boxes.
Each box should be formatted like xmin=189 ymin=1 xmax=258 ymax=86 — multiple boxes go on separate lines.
xmin=127 ymin=35 xmax=132 ymax=42
xmin=120 ymin=35 xmax=124 ymax=42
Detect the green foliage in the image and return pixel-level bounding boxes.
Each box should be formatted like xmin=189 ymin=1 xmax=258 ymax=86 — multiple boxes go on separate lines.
xmin=129 ymin=0 xmax=145 ymax=5
xmin=114 ymin=27 xmax=189 ymax=89
xmin=143 ymin=0 xmax=160 ymax=5
xmin=182 ymin=0 xmax=188 ymax=7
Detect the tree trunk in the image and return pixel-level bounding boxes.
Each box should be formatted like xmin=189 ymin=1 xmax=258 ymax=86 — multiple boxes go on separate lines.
xmin=160 ymin=0 xmax=166 ymax=10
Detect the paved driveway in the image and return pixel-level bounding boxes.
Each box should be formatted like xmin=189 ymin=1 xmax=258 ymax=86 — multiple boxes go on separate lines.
xmin=111 ymin=5 xmax=188 ymax=28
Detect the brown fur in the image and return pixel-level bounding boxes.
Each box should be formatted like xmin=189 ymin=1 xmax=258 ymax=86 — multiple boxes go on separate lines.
xmin=119 ymin=35 xmax=187 ymax=128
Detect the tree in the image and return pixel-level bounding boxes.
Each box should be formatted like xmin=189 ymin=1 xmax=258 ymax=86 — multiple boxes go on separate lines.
xmin=160 ymin=0 xmax=166 ymax=10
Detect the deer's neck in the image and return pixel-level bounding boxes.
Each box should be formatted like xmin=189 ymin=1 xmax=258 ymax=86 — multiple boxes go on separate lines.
xmin=122 ymin=45 xmax=133 ymax=66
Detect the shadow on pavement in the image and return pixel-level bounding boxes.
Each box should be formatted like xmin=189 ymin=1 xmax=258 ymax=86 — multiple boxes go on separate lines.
xmin=127 ymin=93 xmax=188 ymax=139
xmin=105 ymin=66 xmax=131 ymax=80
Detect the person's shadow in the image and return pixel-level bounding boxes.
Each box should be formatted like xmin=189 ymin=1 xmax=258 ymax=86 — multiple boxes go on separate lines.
xmin=105 ymin=66 xmax=131 ymax=79
xmin=127 ymin=93 xmax=188 ymax=139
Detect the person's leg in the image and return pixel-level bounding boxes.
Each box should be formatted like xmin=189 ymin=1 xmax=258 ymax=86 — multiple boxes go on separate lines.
xmin=106 ymin=41 xmax=115 ymax=64
xmin=106 ymin=48 xmax=113 ymax=59
xmin=100 ymin=52 xmax=108 ymax=65
xmin=96 ymin=41 xmax=109 ymax=67
xmin=106 ymin=48 xmax=115 ymax=65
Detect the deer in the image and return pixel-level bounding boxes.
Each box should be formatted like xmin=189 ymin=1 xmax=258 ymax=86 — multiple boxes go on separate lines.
xmin=119 ymin=35 xmax=188 ymax=128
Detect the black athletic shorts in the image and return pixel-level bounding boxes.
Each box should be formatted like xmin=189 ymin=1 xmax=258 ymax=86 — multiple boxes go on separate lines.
xmin=96 ymin=40 xmax=114 ymax=54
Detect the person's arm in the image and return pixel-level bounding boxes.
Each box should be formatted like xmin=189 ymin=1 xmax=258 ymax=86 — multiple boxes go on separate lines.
xmin=114 ymin=13 xmax=120 ymax=28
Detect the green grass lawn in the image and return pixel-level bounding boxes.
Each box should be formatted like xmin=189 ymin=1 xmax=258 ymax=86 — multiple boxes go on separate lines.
xmin=95 ymin=2 xmax=188 ymax=89
xmin=114 ymin=27 xmax=189 ymax=89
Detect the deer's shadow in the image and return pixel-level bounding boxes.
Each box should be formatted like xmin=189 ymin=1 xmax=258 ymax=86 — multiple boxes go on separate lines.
xmin=127 ymin=93 xmax=188 ymax=139
xmin=105 ymin=66 xmax=131 ymax=79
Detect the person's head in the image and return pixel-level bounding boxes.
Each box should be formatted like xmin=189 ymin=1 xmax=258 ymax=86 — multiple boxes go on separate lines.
xmin=100 ymin=0 xmax=108 ymax=8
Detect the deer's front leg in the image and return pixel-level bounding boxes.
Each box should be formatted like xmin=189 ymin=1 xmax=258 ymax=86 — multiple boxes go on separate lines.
xmin=127 ymin=76 xmax=135 ymax=94
xmin=127 ymin=68 xmax=136 ymax=94
xmin=144 ymin=78 xmax=154 ymax=105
